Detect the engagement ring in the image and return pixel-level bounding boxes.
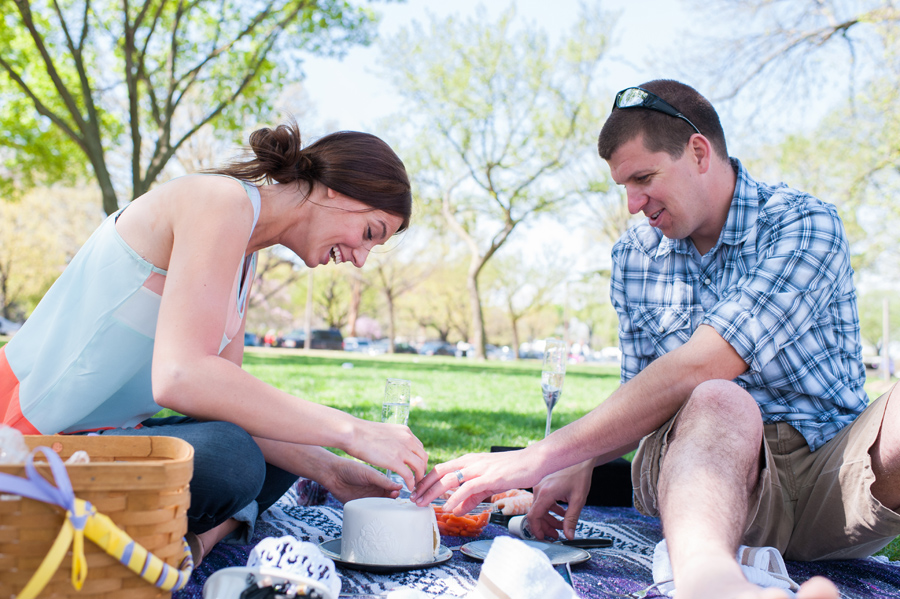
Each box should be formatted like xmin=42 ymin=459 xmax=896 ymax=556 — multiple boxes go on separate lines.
xmin=454 ymin=470 xmax=465 ymax=486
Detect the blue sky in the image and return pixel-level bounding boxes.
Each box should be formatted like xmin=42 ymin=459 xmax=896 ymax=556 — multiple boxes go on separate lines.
xmin=294 ymin=0 xmax=706 ymax=276
xmin=300 ymin=0 xmax=695 ymax=133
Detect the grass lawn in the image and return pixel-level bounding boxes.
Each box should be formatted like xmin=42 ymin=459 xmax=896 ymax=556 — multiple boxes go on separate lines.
xmin=236 ymin=347 xmax=621 ymax=466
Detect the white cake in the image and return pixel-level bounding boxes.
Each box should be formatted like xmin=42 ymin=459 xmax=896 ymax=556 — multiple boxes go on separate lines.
xmin=340 ymin=497 xmax=440 ymax=565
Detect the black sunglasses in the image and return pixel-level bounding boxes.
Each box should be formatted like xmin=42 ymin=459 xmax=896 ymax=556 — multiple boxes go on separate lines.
xmin=613 ymin=87 xmax=701 ymax=135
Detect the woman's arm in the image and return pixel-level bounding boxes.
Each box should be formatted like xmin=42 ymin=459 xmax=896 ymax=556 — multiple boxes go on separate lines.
xmin=147 ymin=177 xmax=427 ymax=489
xmin=254 ymin=438 xmax=402 ymax=502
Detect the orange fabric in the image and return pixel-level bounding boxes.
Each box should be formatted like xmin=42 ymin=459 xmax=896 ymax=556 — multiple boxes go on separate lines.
xmin=0 ymin=345 xmax=39 ymax=433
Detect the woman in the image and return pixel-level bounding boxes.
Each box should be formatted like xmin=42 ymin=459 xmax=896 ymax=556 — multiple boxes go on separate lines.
xmin=0 ymin=121 xmax=427 ymax=562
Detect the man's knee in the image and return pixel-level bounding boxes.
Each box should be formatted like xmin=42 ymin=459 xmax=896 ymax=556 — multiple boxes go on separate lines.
xmin=672 ymin=379 xmax=764 ymax=450
xmin=682 ymin=379 xmax=760 ymax=422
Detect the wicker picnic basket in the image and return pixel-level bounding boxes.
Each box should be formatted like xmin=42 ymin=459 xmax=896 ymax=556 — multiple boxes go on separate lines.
xmin=0 ymin=435 xmax=193 ymax=599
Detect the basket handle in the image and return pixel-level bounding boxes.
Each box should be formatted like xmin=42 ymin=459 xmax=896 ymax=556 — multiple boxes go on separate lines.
xmin=0 ymin=446 xmax=194 ymax=598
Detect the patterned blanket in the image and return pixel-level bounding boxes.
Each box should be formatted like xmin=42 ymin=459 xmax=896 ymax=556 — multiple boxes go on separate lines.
xmin=175 ymin=483 xmax=900 ymax=599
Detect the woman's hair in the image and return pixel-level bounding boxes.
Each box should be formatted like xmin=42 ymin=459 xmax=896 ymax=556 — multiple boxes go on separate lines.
xmin=212 ymin=120 xmax=412 ymax=232
xmin=598 ymin=80 xmax=728 ymax=162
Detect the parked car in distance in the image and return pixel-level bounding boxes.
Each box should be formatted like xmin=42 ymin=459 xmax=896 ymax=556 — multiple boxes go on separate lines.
xmin=860 ymin=342 xmax=895 ymax=374
xmin=280 ymin=328 xmax=344 ymax=350
xmin=343 ymin=337 xmax=371 ymax=352
xmin=244 ymin=332 xmax=260 ymax=346
xmin=0 ymin=317 xmax=23 ymax=336
xmin=485 ymin=344 xmax=514 ymax=360
xmin=393 ymin=342 xmax=418 ymax=355
xmin=418 ymin=340 xmax=456 ymax=356
xmin=368 ymin=338 xmax=417 ymax=355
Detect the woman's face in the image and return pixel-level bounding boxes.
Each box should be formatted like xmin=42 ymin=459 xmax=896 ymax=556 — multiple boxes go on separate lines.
xmin=293 ymin=187 xmax=404 ymax=269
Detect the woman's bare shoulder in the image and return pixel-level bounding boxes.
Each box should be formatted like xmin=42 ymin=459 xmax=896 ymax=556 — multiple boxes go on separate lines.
xmin=117 ymin=175 xmax=254 ymax=269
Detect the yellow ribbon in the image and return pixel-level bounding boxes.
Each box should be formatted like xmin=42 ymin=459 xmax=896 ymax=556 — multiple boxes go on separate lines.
xmin=1 ymin=447 xmax=194 ymax=598
xmin=17 ymin=498 xmax=90 ymax=599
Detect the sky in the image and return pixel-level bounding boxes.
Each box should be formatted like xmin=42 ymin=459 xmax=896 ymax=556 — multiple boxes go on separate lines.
xmin=299 ymin=0 xmax=696 ymax=134
xmin=294 ymin=0 xmax=704 ymax=275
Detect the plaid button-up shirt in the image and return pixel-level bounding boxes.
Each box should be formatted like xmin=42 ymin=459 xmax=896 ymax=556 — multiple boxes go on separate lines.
xmin=610 ymin=158 xmax=868 ymax=451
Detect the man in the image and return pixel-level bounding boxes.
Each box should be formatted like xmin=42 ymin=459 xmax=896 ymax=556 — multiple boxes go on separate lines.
xmin=412 ymin=80 xmax=900 ymax=599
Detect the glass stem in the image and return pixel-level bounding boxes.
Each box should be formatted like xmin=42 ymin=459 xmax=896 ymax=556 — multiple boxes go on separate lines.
xmin=545 ymin=405 xmax=553 ymax=438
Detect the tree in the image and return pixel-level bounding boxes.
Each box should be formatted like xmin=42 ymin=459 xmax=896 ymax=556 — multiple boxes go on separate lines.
xmin=485 ymin=253 xmax=568 ymax=359
xmin=367 ymin=241 xmax=428 ymax=353
xmin=0 ymin=0 xmax=380 ymax=213
xmin=568 ymin=271 xmax=619 ymax=352
xmin=246 ymin=249 xmax=307 ymax=336
xmin=402 ymin=257 xmax=470 ymax=344
xmin=310 ymin=263 xmax=355 ymax=329
xmin=382 ymin=5 xmax=614 ymax=359
xmin=857 ymin=290 xmax=900 ymax=354
xmin=680 ymin=0 xmax=900 ymax=134
xmin=0 ymin=186 xmax=100 ymax=319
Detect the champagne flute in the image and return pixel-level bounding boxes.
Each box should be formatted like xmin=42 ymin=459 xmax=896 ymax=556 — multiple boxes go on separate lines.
xmin=381 ymin=378 xmax=411 ymax=483
xmin=541 ymin=338 xmax=566 ymax=438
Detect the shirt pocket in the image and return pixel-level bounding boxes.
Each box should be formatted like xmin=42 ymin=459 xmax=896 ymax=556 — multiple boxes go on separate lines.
xmin=631 ymin=306 xmax=694 ymax=358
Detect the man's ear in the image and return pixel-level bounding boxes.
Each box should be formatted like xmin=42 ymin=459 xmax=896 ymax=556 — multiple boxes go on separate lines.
xmin=689 ymin=134 xmax=713 ymax=175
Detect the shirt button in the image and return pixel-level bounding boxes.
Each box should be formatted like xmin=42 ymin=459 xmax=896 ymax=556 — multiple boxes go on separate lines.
xmin=658 ymin=326 xmax=665 ymax=333
xmin=704 ymin=278 xmax=712 ymax=285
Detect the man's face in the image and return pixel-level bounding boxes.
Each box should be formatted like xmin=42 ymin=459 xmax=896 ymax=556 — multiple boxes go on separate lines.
xmin=607 ymin=134 xmax=719 ymax=253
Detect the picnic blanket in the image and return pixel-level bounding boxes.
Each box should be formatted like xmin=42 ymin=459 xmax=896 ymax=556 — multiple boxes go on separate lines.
xmin=175 ymin=480 xmax=900 ymax=599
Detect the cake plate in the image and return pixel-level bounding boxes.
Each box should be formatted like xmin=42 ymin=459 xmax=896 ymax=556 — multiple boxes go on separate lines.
xmin=318 ymin=539 xmax=453 ymax=573
xmin=459 ymin=538 xmax=591 ymax=565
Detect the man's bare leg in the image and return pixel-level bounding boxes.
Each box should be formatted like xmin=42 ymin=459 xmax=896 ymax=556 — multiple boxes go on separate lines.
xmin=656 ymin=380 xmax=838 ymax=599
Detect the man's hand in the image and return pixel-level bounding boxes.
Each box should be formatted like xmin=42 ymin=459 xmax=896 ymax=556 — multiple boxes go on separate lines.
xmin=324 ymin=456 xmax=402 ymax=504
xmin=528 ymin=458 xmax=595 ymax=541
xmin=411 ymin=448 xmax=544 ymax=514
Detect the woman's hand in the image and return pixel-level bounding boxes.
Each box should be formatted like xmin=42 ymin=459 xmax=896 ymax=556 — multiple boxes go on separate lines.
xmin=345 ymin=420 xmax=428 ymax=493
xmin=324 ymin=457 xmax=402 ymax=503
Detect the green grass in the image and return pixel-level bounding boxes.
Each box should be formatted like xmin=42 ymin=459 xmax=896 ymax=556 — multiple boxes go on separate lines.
xmin=236 ymin=347 xmax=620 ymax=465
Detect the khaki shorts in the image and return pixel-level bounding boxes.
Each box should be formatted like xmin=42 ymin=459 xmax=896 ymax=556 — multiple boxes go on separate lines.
xmin=632 ymin=387 xmax=900 ymax=561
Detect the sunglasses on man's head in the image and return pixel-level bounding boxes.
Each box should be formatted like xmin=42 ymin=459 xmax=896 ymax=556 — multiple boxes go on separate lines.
xmin=613 ymin=87 xmax=701 ymax=135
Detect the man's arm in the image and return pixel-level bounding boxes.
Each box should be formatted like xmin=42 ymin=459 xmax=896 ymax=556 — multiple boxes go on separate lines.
xmin=413 ymin=324 xmax=748 ymax=513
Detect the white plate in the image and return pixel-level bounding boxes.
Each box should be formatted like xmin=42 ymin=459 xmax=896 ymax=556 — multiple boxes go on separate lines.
xmin=318 ymin=539 xmax=453 ymax=572
xmin=459 ymin=539 xmax=591 ymax=565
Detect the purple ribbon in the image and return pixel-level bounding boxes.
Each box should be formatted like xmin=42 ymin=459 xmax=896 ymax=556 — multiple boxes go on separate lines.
xmin=0 ymin=446 xmax=76 ymax=511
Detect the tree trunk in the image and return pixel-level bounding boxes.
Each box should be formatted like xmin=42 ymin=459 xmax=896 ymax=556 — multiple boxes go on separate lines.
xmin=347 ymin=277 xmax=362 ymax=337
xmin=511 ymin=315 xmax=521 ymax=360
xmin=467 ymin=264 xmax=486 ymax=360
xmin=304 ymin=269 xmax=314 ymax=350
xmin=387 ymin=291 xmax=396 ymax=354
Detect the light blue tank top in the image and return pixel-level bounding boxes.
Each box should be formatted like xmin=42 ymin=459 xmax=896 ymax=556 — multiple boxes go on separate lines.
xmin=1 ymin=174 xmax=260 ymax=434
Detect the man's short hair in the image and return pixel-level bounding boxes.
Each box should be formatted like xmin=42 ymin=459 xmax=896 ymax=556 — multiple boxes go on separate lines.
xmin=597 ymin=80 xmax=728 ymax=161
